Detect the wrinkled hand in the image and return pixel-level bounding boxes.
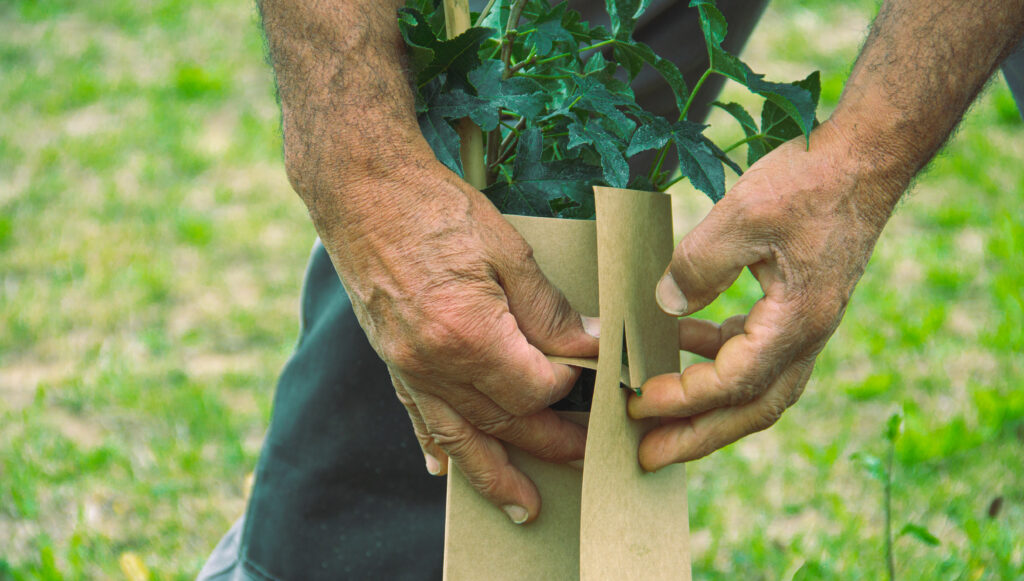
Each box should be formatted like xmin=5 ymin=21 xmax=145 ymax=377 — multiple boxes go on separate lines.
xmin=315 ymin=158 xmax=598 ymax=524
xmin=629 ymin=121 xmax=902 ymax=471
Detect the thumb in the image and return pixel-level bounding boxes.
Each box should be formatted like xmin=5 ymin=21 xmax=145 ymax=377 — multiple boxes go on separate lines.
xmin=500 ymin=252 xmax=600 ymax=358
xmin=657 ymin=202 xmax=767 ymax=316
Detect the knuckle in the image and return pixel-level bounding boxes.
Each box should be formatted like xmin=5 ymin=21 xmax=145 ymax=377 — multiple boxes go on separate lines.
xmin=429 ymin=423 xmax=471 ymax=455
xmin=388 ymin=309 xmax=484 ymax=370
xmin=416 ymin=310 xmax=472 ymax=355
xmin=752 ymin=399 xmax=787 ymax=432
xmin=502 ymin=237 xmax=536 ymax=271
xmin=726 ymin=377 xmax=764 ymax=406
xmin=474 ymin=414 xmax=522 ymax=439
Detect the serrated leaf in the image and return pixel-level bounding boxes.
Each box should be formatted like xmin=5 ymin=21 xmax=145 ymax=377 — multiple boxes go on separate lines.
xmin=627 ymin=118 xmax=725 ymax=200
xmin=605 ymin=0 xmax=651 ymax=39
xmin=899 ymin=524 xmax=940 ymax=546
xmin=567 ymin=119 xmax=629 ymax=188
xmin=673 ymin=123 xmax=726 ymax=201
xmin=708 ymin=44 xmax=747 ymax=84
xmin=398 ymin=8 xmax=439 ymax=75
xmin=749 ymin=70 xmax=819 ymax=144
xmin=469 ymin=61 xmax=549 ymax=123
xmin=713 ymin=101 xmax=767 ymax=165
xmin=528 ymin=3 xmax=575 ymax=57
xmin=546 ymin=76 xmax=636 ymax=138
xmin=691 ymin=0 xmax=726 ymax=46
xmin=612 ymin=40 xmax=689 ymax=113
xmin=484 ymin=127 xmax=602 ymax=217
xmin=418 ymin=105 xmax=463 ymax=177
xmin=398 ymin=9 xmax=493 ymax=91
xmin=626 ymin=115 xmax=674 ymax=155
xmin=704 ymin=135 xmax=742 ymax=176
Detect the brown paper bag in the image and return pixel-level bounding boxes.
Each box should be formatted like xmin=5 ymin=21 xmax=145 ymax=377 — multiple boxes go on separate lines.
xmin=443 ymin=187 xmax=690 ymax=580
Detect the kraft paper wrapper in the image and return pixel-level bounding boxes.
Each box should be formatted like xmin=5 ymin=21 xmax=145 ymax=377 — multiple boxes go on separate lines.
xmin=443 ymin=188 xmax=689 ymax=580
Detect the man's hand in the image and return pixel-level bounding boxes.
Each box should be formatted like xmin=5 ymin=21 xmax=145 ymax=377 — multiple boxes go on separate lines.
xmin=325 ymin=158 xmax=599 ymax=524
xmin=628 ymin=122 xmax=893 ymax=470
xmin=257 ymin=0 xmax=598 ymax=524
xmin=628 ymin=0 xmax=1024 ymax=471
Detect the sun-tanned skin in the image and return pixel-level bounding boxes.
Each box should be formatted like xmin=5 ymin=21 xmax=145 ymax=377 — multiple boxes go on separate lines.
xmin=255 ymin=0 xmax=1024 ymax=523
xmin=634 ymin=0 xmax=1024 ymax=471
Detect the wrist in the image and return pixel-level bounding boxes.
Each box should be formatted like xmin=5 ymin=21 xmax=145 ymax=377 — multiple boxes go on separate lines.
xmin=812 ymin=113 xmax=915 ymax=226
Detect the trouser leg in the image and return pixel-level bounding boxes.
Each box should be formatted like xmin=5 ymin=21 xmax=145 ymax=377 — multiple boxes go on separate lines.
xmin=1001 ymin=36 xmax=1024 ymax=117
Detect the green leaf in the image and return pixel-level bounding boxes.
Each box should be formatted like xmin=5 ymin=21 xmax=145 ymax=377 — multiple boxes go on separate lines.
xmin=424 ymin=61 xmax=550 ymax=132
xmin=713 ymin=101 xmax=767 ymax=165
xmin=418 ymin=104 xmax=463 ymax=177
xmin=899 ymin=523 xmax=940 ymax=547
xmin=398 ymin=8 xmax=438 ymax=75
xmin=397 ymin=9 xmax=493 ymax=91
xmin=484 ymin=127 xmax=602 ymax=217
xmin=567 ymin=119 xmax=629 ymax=188
xmin=885 ymin=410 xmax=903 ymax=443
xmin=673 ymin=124 xmax=727 ymax=201
xmin=611 ymin=40 xmax=689 ymax=113
xmin=750 ymin=70 xmax=820 ymax=145
xmin=708 ymin=44 xmax=747 ymax=83
xmin=527 ymin=3 xmax=575 ymax=57
xmin=469 ymin=61 xmax=550 ymax=124
xmin=627 ymin=118 xmax=725 ymax=201
xmin=691 ymin=0 xmax=726 ymax=46
xmin=605 ymin=0 xmax=652 ymax=39
xmin=547 ymin=76 xmax=636 ymax=138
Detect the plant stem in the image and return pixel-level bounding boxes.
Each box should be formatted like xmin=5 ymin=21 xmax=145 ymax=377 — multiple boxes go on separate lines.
xmin=534 ymin=38 xmax=615 ymax=66
xmin=721 ymin=132 xmax=787 ymax=154
xmin=661 ymin=173 xmax=685 ymax=189
xmin=499 ymin=117 xmax=527 ymax=152
xmin=473 ymin=0 xmax=497 ymax=27
xmin=443 ymin=0 xmax=487 ymax=189
xmin=518 ymin=72 xmax=572 ymax=80
xmin=507 ymin=54 xmax=537 ymax=75
xmin=679 ymin=68 xmax=712 ymax=122
xmin=885 ymin=438 xmax=896 ymax=581
xmin=648 ymin=145 xmax=670 ymax=187
xmin=501 ymin=0 xmax=527 ymax=77
xmin=722 ymin=133 xmax=763 ymax=154
xmin=647 ymin=67 xmax=714 ymax=189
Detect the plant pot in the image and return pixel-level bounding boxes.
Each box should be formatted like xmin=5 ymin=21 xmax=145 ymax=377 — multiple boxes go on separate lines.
xmin=442 ymin=187 xmax=692 ymax=580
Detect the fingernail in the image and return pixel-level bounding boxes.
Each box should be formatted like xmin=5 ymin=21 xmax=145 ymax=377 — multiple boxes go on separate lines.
xmin=567 ymin=459 xmax=584 ymax=471
xmin=581 ymin=315 xmax=600 ymax=339
xmin=424 ymin=453 xmax=441 ymax=476
xmin=656 ymin=273 xmax=688 ymax=315
xmin=502 ymin=504 xmax=529 ymax=525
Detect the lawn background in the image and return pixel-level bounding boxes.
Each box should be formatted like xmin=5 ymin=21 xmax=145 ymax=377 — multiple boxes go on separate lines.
xmin=1 ymin=0 xmax=1022 ymax=579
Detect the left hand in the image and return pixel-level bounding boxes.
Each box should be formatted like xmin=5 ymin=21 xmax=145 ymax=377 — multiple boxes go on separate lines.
xmin=628 ymin=120 xmax=906 ymax=471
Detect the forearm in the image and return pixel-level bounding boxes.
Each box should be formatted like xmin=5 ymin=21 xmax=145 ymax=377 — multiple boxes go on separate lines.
xmin=257 ymin=0 xmax=436 ymax=223
xmin=828 ymin=0 xmax=1024 ymax=218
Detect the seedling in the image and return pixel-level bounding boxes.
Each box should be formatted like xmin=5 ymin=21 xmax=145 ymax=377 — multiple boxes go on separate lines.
xmin=400 ymin=0 xmax=821 ymax=217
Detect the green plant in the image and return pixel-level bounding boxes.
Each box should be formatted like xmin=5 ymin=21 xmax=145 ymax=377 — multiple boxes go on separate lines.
xmin=399 ymin=0 xmax=821 ymax=218
xmin=851 ymin=410 xmax=941 ymax=581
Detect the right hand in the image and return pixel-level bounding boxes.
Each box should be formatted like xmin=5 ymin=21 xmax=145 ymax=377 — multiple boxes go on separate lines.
xmin=312 ymin=155 xmax=600 ymax=525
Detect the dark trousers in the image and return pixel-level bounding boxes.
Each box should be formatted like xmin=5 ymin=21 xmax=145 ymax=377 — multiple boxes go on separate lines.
xmin=198 ymin=2 xmax=768 ymax=579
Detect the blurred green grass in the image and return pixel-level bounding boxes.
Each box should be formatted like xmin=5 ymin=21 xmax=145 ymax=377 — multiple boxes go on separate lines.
xmin=1 ymin=0 xmax=1022 ymax=579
